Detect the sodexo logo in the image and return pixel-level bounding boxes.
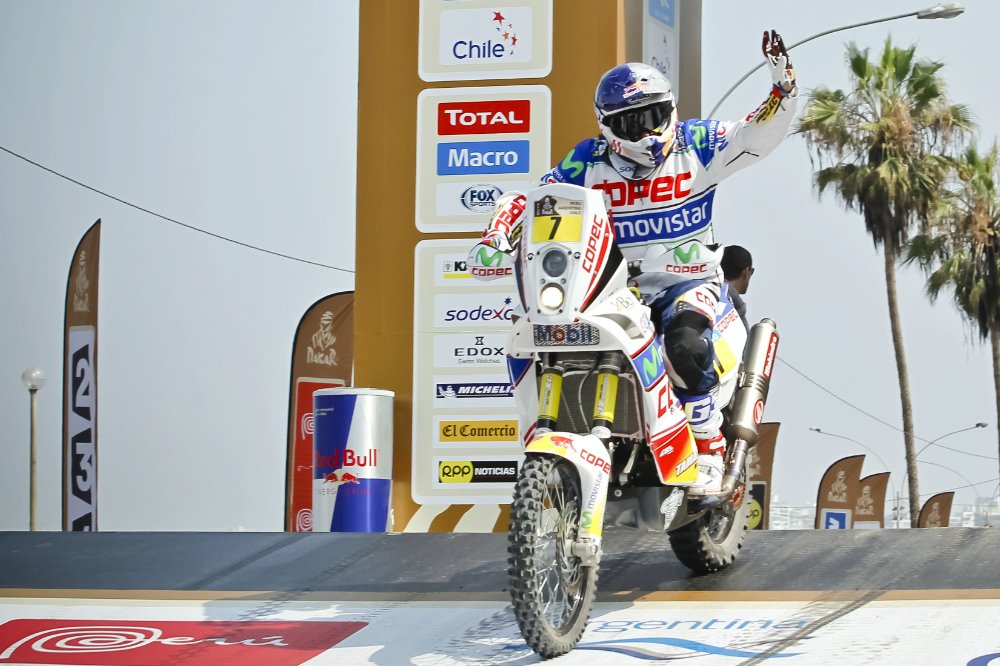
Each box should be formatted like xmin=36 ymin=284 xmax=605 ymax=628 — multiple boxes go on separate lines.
xmin=435 ymin=294 xmax=515 ymax=328
xmin=439 ymin=7 xmax=533 ymax=66
xmin=437 ymin=140 xmax=529 ymax=176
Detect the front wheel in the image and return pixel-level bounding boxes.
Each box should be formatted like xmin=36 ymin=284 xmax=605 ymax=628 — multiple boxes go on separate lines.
xmin=508 ymin=454 xmax=597 ymax=658
xmin=668 ymin=486 xmax=749 ymax=574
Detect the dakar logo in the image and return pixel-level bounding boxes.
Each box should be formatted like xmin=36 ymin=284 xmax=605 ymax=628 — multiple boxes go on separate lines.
xmin=307 ymin=311 xmax=337 ymax=366
xmin=73 ymin=250 xmax=91 ymax=313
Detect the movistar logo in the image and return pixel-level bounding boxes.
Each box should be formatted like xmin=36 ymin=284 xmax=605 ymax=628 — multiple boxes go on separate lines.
xmin=641 ymin=344 xmax=664 ymax=385
xmin=560 ymin=149 xmax=584 ymax=178
xmin=476 ymin=246 xmax=505 ymax=266
xmin=674 ymin=243 xmax=701 ymax=264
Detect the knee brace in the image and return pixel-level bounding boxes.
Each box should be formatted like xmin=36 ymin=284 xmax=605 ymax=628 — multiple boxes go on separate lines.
xmin=661 ymin=309 xmax=717 ymax=392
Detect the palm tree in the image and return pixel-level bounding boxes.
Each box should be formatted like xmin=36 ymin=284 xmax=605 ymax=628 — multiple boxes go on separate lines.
xmin=907 ymin=142 xmax=999 ymax=448
xmin=795 ymin=38 xmax=973 ymax=525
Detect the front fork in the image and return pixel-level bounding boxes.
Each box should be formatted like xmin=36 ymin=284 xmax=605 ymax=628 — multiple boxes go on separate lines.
xmin=535 ymin=352 xmax=622 ymax=441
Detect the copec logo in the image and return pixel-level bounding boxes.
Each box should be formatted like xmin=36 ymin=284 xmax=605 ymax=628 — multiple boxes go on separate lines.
xmin=439 ymin=8 xmax=532 ymax=66
xmin=435 ymin=294 xmax=514 ymax=328
xmin=438 ymin=100 xmax=530 ymax=135
xmin=437 ymin=140 xmax=529 ymax=176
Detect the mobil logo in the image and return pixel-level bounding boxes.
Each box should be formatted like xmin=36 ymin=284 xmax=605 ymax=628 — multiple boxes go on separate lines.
xmin=437 ymin=140 xmax=530 ymax=176
xmin=438 ymin=100 xmax=530 ymax=135
xmin=461 ymin=183 xmax=504 ymax=211
xmin=439 ymin=7 xmax=533 ymax=66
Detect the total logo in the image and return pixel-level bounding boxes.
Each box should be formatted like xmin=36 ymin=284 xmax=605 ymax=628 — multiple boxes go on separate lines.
xmin=438 ymin=100 xmax=530 ymax=135
xmin=439 ymin=8 xmax=532 ymax=65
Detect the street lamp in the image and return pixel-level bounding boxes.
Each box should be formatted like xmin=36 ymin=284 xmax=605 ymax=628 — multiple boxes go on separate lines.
xmin=20 ymin=367 xmax=46 ymax=531
xmin=707 ymin=3 xmax=966 ymax=117
xmin=809 ymin=426 xmax=903 ymax=527
xmin=914 ymin=422 xmax=988 ymax=458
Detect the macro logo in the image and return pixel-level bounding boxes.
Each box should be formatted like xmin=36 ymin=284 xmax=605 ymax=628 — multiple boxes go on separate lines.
xmin=439 ymin=8 xmax=532 ymax=66
xmin=460 ymin=183 xmax=504 ymax=211
xmin=437 ymin=140 xmax=530 ymax=175
xmin=634 ymin=340 xmax=666 ymax=390
xmin=438 ymin=100 xmax=530 ymax=135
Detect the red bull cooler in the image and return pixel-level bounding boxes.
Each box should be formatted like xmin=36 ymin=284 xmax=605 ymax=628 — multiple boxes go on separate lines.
xmin=312 ymin=388 xmax=394 ymax=532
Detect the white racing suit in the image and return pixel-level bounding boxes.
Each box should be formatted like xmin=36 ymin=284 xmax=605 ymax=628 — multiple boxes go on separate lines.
xmin=470 ymin=83 xmax=798 ymax=461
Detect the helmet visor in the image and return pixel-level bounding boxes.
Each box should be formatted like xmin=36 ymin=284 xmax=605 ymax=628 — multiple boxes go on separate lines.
xmin=602 ymin=101 xmax=674 ymax=142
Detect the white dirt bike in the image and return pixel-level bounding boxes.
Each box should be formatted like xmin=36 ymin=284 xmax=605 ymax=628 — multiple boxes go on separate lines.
xmin=502 ymin=183 xmax=780 ymax=658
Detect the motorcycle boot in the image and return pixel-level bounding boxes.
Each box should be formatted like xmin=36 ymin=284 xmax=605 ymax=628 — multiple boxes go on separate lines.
xmin=676 ymin=389 xmax=726 ymax=495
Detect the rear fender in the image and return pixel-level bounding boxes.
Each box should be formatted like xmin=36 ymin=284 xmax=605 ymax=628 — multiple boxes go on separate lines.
xmin=525 ymin=432 xmax=610 ymax=540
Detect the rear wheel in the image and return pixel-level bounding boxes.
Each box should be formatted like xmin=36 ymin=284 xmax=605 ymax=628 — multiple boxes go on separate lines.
xmin=668 ymin=475 xmax=749 ymax=574
xmin=508 ymin=454 xmax=597 ymax=658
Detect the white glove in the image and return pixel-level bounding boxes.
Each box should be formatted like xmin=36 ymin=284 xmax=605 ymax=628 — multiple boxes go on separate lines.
xmin=762 ymin=29 xmax=796 ymax=95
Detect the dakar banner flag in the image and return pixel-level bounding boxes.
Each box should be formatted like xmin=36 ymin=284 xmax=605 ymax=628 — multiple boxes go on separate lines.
xmin=747 ymin=422 xmax=779 ymax=530
xmin=854 ymin=471 xmax=891 ymax=529
xmin=62 ymin=220 xmax=100 ymax=531
xmin=814 ymin=454 xmax=864 ymax=530
xmin=918 ymin=491 xmax=955 ymax=528
xmin=285 ymin=292 xmax=354 ymax=531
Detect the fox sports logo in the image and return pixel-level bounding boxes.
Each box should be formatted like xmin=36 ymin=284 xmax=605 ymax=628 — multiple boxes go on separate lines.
xmin=461 ymin=184 xmax=503 ymax=212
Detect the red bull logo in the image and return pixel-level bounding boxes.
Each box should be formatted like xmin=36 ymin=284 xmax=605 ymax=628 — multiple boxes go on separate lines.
xmin=323 ymin=469 xmax=361 ymax=485
xmin=317 ymin=449 xmax=377 ymax=468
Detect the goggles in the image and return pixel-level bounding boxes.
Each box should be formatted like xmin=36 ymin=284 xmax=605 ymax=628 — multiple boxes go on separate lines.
xmin=602 ymin=101 xmax=674 ymax=142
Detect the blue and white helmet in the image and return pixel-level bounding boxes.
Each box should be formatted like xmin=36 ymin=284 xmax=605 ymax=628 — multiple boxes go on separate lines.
xmin=594 ymin=63 xmax=679 ymax=168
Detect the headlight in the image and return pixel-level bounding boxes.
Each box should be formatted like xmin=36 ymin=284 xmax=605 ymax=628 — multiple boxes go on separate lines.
xmin=540 ymin=284 xmax=564 ymax=310
xmin=541 ymin=248 xmax=568 ymax=277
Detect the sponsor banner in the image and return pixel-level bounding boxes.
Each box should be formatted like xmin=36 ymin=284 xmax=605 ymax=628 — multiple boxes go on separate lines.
xmin=643 ymin=1 xmax=679 ymax=87
xmin=918 ymin=491 xmax=955 ymax=528
xmin=857 ymin=472 xmax=890 ymax=529
xmin=434 ymin=374 xmax=513 ymax=407
xmin=433 ymin=292 xmax=515 ymax=329
xmin=433 ymin=332 xmax=509 ymax=368
xmin=284 ymin=292 xmax=353 ymax=532
xmin=748 ymin=422 xmax=779 ymax=529
xmin=747 ymin=482 xmax=766 ymax=530
xmin=434 ymin=180 xmax=530 ymax=218
xmin=434 ymin=456 xmax=521 ymax=486
xmin=416 ymin=86 xmax=550 ymax=233
xmin=436 ymin=416 xmax=519 ymax=445
xmin=814 ymin=454 xmax=865 ymax=529
xmin=413 ymin=240 xmax=522 ymax=505
xmin=418 ymin=0 xmax=552 ymax=81
xmin=612 ymin=189 xmax=716 ymax=248
xmin=63 ymin=220 xmax=100 ymax=531
xmin=0 ymin=619 xmax=366 ymax=665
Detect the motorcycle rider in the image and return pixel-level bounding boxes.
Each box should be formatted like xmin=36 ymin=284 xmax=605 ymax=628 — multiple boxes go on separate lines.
xmin=468 ymin=30 xmax=798 ymax=494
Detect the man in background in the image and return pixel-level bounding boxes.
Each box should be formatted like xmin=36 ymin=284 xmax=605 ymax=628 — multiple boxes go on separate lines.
xmin=721 ymin=245 xmax=754 ymax=327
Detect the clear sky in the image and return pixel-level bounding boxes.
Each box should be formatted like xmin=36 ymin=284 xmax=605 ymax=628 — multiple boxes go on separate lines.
xmin=0 ymin=1 xmax=995 ymax=531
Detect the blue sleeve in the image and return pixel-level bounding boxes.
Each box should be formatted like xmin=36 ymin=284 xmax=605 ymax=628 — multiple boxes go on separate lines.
xmin=537 ymin=138 xmax=602 ymax=186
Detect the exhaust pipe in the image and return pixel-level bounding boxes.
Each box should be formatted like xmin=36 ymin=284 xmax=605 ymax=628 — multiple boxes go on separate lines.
xmin=690 ymin=319 xmax=779 ymax=511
